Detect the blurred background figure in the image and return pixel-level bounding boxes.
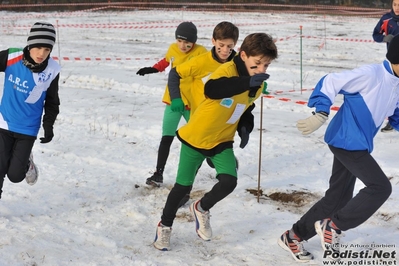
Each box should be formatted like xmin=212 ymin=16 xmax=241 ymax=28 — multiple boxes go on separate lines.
xmin=372 ymin=0 xmax=399 ymax=132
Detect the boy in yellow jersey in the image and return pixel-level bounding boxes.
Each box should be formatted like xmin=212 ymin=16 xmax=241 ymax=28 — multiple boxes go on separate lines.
xmin=168 ymin=21 xmax=239 ymax=116
xmin=136 ymin=22 xmax=207 ymax=189
xmin=153 ymin=33 xmax=278 ymax=251
xmin=166 ymin=21 xmax=239 ymax=206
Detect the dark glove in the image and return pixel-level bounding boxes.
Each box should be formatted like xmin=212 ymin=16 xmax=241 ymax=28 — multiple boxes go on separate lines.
xmin=249 ymin=73 xmax=270 ymax=87
xmin=238 ymin=126 xmax=250 ymax=149
xmin=170 ymin=98 xmax=185 ymax=112
xmin=136 ymin=67 xmax=159 ymax=76
xmin=383 ymin=34 xmax=394 ymax=43
xmin=40 ymin=127 xmax=54 ymax=143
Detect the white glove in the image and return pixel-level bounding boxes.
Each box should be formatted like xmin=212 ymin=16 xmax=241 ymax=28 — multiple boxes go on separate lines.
xmin=297 ymin=112 xmax=328 ymax=135
xmin=383 ymin=34 xmax=394 ymax=43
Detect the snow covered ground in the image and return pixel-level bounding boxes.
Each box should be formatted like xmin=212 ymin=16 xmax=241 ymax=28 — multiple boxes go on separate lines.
xmin=0 ymin=9 xmax=397 ymax=266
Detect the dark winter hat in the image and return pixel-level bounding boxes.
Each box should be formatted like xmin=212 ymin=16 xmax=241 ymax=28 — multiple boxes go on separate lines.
xmin=27 ymin=22 xmax=56 ymax=50
xmin=175 ymin=22 xmax=197 ymax=43
xmin=386 ymin=34 xmax=399 ymax=64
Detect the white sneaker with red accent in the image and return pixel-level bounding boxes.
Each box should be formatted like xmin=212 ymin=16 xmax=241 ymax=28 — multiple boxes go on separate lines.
xmin=25 ymin=153 xmax=38 ymax=186
xmin=278 ymin=230 xmax=314 ymax=262
xmin=190 ymin=200 xmax=212 ymax=241
xmin=315 ymin=219 xmax=342 ymax=255
xmin=153 ymin=221 xmax=172 ymax=251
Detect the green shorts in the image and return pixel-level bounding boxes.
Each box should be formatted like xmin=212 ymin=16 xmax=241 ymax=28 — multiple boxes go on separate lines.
xmin=176 ymin=143 xmax=237 ymax=186
xmin=162 ymin=104 xmax=190 ymax=136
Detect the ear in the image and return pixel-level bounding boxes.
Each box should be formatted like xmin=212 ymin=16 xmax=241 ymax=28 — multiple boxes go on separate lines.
xmin=211 ymin=38 xmax=216 ymax=46
xmin=240 ymin=50 xmax=248 ymax=61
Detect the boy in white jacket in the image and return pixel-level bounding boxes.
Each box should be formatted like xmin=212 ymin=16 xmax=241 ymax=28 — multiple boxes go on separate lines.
xmin=278 ymin=35 xmax=399 ymax=263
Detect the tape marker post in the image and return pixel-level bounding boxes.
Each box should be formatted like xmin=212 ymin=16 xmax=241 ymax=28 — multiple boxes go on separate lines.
xmin=255 ymin=81 xmax=340 ymax=204
xmin=257 ymin=82 xmax=267 ymax=203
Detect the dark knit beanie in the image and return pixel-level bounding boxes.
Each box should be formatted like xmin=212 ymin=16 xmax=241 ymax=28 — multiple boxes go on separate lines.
xmin=386 ymin=34 xmax=399 ymax=64
xmin=27 ymin=22 xmax=56 ymax=50
xmin=175 ymin=22 xmax=197 ymax=43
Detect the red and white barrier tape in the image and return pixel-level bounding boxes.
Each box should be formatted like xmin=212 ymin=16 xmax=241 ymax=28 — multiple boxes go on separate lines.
xmin=52 ymin=56 xmax=160 ymax=61
xmin=273 ymin=88 xmax=314 ymax=94
xmin=263 ymin=94 xmax=340 ymax=111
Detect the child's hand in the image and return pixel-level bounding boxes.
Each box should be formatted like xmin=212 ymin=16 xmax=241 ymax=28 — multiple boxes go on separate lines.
xmin=136 ymin=67 xmax=159 ymax=76
xmin=383 ymin=34 xmax=394 ymax=43
xmin=297 ymin=112 xmax=328 ymax=135
xmin=170 ymin=98 xmax=185 ymax=112
xmin=249 ymin=73 xmax=270 ymax=88
xmin=40 ymin=126 xmax=54 ymax=143
xmin=238 ymin=127 xmax=249 ymax=148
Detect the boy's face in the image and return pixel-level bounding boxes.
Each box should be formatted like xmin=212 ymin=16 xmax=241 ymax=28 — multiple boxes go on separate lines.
xmin=393 ymin=0 xmax=399 ymax=15
xmin=29 ymin=47 xmax=51 ymax=64
xmin=240 ymin=51 xmax=272 ymax=76
xmin=176 ymin=39 xmax=194 ymax=53
xmin=212 ymin=38 xmax=236 ymax=62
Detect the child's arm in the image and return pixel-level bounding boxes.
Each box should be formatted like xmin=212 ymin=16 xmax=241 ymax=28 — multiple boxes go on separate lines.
xmin=153 ymin=58 xmax=170 ymax=72
xmin=136 ymin=58 xmax=170 ymax=76
xmin=372 ymin=15 xmax=391 ymax=43
xmin=168 ymin=67 xmax=181 ymax=100
xmin=167 ymin=67 xmax=185 ymax=112
xmin=388 ymin=107 xmax=399 ymax=131
xmin=41 ymin=74 xmax=60 ymax=143
xmin=205 ymin=73 xmax=269 ymax=99
xmin=0 ymin=49 xmax=8 ymax=72
xmin=205 ymin=77 xmax=250 ymax=99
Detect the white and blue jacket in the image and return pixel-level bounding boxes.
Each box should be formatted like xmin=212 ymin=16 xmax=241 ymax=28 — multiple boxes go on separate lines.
xmin=309 ymin=60 xmax=399 ymax=152
xmin=0 ymin=48 xmax=61 ymax=137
